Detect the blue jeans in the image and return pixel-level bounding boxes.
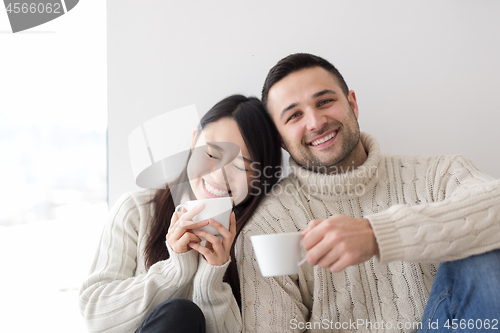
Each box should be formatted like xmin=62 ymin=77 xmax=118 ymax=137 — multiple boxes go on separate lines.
xmin=418 ymin=250 xmax=500 ymax=332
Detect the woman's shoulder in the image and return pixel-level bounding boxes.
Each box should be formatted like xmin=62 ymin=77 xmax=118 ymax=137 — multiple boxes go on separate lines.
xmin=109 ymin=189 xmax=157 ymax=221
xmin=113 ymin=188 xmax=155 ymax=206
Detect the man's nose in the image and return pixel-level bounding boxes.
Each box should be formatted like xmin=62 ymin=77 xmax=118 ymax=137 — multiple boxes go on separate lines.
xmin=305 ymin=109 xmax=327 ymax=132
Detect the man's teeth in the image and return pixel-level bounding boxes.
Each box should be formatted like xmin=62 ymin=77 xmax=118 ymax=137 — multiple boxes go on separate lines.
xmin=204 ymin=180 xmax=229 ymax=196
xmin=310 ymin=132 xmax=336 ymax=146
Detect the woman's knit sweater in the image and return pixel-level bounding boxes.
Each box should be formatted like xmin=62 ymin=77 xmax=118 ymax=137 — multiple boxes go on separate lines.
xmin=78 ymin=190 xmax=241 ymax=333
xmin=236 ymin=132 xmax=500 ymax=332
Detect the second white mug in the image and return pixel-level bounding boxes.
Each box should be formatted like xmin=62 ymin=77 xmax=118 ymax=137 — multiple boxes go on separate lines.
xmin=251 ymin=232 xmax=307 ymax=277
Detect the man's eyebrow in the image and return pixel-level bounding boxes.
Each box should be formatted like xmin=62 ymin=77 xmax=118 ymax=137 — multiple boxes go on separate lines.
xmin=313 ymin=89 xmax=337 ymax=99
xmin=279 ymin=102 xmax=299 ymax=121
xmin=279 ymin=90 xmax=338 ymax=121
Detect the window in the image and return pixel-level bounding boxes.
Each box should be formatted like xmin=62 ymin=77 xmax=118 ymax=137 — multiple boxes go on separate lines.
xmin=0 ymin=3 xmax=107 ymax=331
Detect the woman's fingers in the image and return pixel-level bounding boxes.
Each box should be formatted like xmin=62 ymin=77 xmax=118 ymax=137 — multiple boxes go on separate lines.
xmin=179 ymin=203 xmax=205 ymax=222
xmin=206 ymin=218 xmax=233 ymax=242
xmin=178 ymin=219 xmax=209 ymax=230
xmin=189 ymin=242 xmax=214 ymax=258
xmin=172 ymin=211 xmax=236 ymax=265
xmin=169 ymin=220 xmax=208 ymax=244
xmin=195 ymin=215 xmax=236 ymax=249
xmin=170 ymin=204 xmax=206 ymax=231
xmin=178 ymin=232 xmax=202 ymax=246
xmin=194 ymin=230 xmax=226 ymax=262
xmin=168 ymin=211 xmax=180 ymax=231
xmin=169 ymin=207 xmax=191 ymax=229
xmin=191 ymin=222 xmax=234 ymax=266
xmin=168 ymin=230 xmax=202 ymax=253
xmin=225 ymin=213 xmax=237 ymax=247
xmin=167 ymin=204 xmax=209 ymax=253
xmin=193 ymin=229 xmax=223 ymax=250
xmin=229 ymin=212 xmax=236 ymax=235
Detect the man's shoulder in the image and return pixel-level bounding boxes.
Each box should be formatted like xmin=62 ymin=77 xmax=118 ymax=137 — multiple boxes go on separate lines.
xmin=380 ymin=153 xmax=469 ymax=171
xmin=378 ymin=154 xmax=487 ymax=190
xmin=381 ymin=153 xmax=445 ymax=162
xmin=258 ymin=174 xmax=301 ymax=206
xmin=244 ymin=175 xmax=310 ymax=234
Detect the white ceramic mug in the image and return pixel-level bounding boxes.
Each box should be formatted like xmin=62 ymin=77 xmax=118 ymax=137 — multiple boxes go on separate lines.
xmin=175 ymin=197 xmax=233 ymax=235
xmin=251 ymin=232 xmax=307 ymax=277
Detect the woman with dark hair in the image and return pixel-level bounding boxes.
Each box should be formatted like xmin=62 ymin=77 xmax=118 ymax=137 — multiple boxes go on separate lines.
xmin=79 ymin=95 xmax=282 ymax=333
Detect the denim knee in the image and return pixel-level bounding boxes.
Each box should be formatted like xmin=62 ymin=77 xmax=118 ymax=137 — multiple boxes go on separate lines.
xmin=439 ymin=249 xmax=500 ymax=310
xmin=418 ymin=249 xmax=500 ymax=332
xmin=440 ymin=249 xmax=500 ymax=279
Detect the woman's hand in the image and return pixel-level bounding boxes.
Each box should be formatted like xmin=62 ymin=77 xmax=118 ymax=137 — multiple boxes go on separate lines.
xmin=189 ymin=212 xmax=236 ymax=266
xmin=166 ymin=203 xmax=209 ymax=254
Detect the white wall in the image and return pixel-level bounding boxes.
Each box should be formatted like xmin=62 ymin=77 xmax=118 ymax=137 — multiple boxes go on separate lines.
xmin=108 ymin=0 xmax=500 ymax=207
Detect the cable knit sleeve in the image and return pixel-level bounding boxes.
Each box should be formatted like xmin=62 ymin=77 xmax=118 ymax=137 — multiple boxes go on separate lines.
xmin=79 ymin=192 xmax=199 ymax=333
xmin=367 ymin=155 xmax=500 ymax=264
xmin=192 ymin=256 xmax=241 ymax=333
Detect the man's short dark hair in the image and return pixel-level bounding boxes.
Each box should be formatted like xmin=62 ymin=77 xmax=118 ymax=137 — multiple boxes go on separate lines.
xmin=261 ymin=53 xmax=349 ymax=109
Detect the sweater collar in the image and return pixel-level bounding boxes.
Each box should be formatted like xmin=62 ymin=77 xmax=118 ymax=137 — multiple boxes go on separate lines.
xmin=289 ymin=132 xmax=381 ymax=197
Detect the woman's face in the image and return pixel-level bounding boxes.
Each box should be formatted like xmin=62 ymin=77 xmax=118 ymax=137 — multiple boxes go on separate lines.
xmin=187 ymin=117 xmax=255 ymax=206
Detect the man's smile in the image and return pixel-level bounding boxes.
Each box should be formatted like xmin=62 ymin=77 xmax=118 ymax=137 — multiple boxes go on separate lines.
xmin=307 ymin=130 xmax=338 ymax=148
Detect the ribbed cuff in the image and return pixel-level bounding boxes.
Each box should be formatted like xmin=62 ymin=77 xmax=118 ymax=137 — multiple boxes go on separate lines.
xmin=365 ymin=208 xmax=403 ymax=264
xmin=195 ymin=256 xmax=231 ymax=288
xmin=165 ymin=240 xmax=198 ymax=277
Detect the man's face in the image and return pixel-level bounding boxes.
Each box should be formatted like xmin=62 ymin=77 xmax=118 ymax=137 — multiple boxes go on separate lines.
xmin=266 ymin=66 xmax=361 ymax=172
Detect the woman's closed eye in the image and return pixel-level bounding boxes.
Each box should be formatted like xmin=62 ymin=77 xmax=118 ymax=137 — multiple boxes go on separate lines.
xmin=233 ymin=163 xmax=248 ymax=172
xmin=206 ymin=152 xmax=220 ymax=160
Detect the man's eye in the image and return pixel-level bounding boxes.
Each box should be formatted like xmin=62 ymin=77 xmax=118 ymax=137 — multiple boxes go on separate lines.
xmin=286 ymin=112 xmax=300 ymax=123
xmin=318 ymin=99 xmax=333 ymax=107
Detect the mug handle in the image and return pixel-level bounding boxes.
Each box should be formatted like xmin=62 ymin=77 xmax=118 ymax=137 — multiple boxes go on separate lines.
xmin=175 ymin=204 xmax=188 ymax=213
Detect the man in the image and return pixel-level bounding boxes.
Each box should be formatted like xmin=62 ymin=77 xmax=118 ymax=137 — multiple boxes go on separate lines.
xmin=235 ymin=53 xmax=500 ymax=332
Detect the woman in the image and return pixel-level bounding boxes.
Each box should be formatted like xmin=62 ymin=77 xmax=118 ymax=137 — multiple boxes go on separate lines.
xmin=79 ymin=95 xmax=282 ymax=333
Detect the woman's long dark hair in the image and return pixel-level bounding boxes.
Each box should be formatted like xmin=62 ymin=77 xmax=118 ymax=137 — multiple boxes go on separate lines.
xmin=144 ymin=95 xmax=282 ymax=306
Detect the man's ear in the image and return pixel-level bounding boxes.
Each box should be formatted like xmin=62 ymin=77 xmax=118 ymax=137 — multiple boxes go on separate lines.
xmin=191 ymin=129 xmax=198 ymax=149
xmin=347 ymin=90 xmax=359 ymax=119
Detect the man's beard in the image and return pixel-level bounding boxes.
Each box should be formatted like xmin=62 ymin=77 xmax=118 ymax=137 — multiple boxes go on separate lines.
xmin=285 ymin=109 xmax=360 ymax=174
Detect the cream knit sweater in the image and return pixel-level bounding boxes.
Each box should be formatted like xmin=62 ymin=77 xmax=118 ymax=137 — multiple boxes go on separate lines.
xmin=79 ymin=190 xmax=241 ymax=333
xmin=235 ymin=132 xmax=500 ymax=332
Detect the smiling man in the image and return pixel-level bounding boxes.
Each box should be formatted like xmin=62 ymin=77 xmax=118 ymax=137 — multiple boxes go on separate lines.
xmin=267 ymin=65 xmax=365 ymax=174
xmin=235 ymin=53 xmax=500 ymax=332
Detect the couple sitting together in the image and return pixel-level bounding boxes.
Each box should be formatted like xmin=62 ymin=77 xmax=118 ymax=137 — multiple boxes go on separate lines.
xmin=79 ymin=53 xmax=500 ymax=333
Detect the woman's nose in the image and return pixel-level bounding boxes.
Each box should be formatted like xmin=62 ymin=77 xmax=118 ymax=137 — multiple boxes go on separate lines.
xmin=210 ymin=167 xmax=227 ymax=184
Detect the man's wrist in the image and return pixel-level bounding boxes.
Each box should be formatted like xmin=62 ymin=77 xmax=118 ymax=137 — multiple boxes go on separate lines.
xmin=361 ymin=218 xmax=379 ymax=256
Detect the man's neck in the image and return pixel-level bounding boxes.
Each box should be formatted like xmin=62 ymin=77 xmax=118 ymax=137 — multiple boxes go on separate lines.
xmin=312 ymin=141 xmax=368 ymax=175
